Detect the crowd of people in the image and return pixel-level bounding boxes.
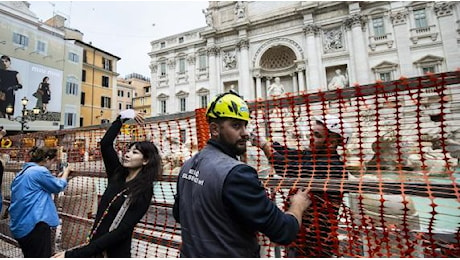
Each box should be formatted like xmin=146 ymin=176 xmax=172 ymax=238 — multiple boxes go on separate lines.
xmin=0 ymin=88 xmax=353 ymax=257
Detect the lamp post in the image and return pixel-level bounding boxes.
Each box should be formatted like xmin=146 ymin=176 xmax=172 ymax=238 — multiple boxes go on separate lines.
xmin=6 ymin=97 xmax=40 ymax=134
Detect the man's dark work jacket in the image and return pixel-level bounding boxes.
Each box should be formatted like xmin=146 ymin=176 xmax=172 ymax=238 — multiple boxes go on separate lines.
xmin=173 ymin=140 xmax=299 ymax=258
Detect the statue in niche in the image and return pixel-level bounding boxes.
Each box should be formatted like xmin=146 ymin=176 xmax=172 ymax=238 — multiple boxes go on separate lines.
xmin=202 ymin=8 xmax=213 ymax=27
xmin=267 ymin=77 xmax=285 ymax=98
xmin=328 ymin=69 xmax=348 ymax=90
xmin=235 ymin=1 xmax=245 ymax=19
xmin=223 ymin=52 xmax=236 ymax=70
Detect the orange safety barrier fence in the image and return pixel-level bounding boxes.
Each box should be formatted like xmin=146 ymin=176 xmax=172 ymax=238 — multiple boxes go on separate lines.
xmin=0 ymin=71 xmax=459 ymax=257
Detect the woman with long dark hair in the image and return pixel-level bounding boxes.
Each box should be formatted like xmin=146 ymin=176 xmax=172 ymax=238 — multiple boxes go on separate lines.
xmin=53 ymin=109 xmax=163 ymax=258
xmin=9 ymin=146 xmax=72 ymax=258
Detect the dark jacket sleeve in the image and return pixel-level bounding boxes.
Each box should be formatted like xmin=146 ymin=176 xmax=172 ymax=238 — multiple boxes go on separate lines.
xmin=173 ymin=174 xmax=180 ymax=223
xmin=222 ymin=164 xmax=299 ymax=245
xmin=100 ymin=116 xmax=125 ymax=180
xmin=65 ymin=189 xmax=153 ymax=258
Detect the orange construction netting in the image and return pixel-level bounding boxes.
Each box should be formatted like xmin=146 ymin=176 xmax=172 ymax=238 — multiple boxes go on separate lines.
xmin=0 ymin=71 xmax=459 ymax=257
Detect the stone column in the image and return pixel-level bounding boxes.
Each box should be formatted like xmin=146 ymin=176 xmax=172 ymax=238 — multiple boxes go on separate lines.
xmin=390 ymin=8 xmax=412 ymax=76
xmin=345 ymin=13 xmax=370 ymax=85
xmin=303 ymin=23 xmax=320 ymax=90
xmin=297 ymin=69 xmax=305 ymax=93
xmin=255 ymin=74 xmax=262 ymax=99
xmin=207 ymin=45 xmax=219 ymax=98
xmin=291 ymin=73 xmax=298 ymax=94
xmin=434 ymin=2 xmax=459 ymax=69
xmin=238 ymin=38 xmax=251 ymax=99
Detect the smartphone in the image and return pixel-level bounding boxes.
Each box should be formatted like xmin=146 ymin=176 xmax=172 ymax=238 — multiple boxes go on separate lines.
xmin=59 ymin=162 xmax=68 ymax=171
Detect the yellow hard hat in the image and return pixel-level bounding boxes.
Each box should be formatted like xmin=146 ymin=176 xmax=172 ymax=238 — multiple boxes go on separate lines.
xmin=206 ymin=91 xmax=250 ymax=122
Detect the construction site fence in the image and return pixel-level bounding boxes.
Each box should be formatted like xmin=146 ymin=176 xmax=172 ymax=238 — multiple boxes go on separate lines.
xmin=0 ymin=71 xmax=459 ymax=257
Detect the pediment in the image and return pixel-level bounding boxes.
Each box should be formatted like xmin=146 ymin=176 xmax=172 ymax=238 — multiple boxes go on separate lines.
xmin=413 ymin=55 xmax=443 ymax=65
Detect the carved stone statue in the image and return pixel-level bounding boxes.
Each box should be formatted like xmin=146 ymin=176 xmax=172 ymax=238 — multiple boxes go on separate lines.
xmin=223 ymin=52 xmax=237 ymax=70
xmin=267 ymin=77 xmax=285 ymax=97
xmin=235 ymin=1 xmax=245 ymax=19
xmin=328 ymin=69 xmax=348 ymax=90
xmin=202 ymin=8 xmax=213 ymax=27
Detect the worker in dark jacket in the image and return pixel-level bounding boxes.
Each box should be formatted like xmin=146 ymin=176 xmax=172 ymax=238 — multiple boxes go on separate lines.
xmin=173 ymin=91 xmax=311 ymax=258
xmin=251 ymin=114 xmax=353 ymax=257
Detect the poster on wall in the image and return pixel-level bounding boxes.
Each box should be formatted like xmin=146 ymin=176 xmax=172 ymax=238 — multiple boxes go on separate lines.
xmin=0 ymin=55 xmax=63 ymax=120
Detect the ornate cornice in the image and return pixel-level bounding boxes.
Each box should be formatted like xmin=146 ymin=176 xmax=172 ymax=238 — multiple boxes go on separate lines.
xmin=187 ymin=54 xmax=196 ymax=64
xmin=207 ymin=45 xmax=220 ymax=56
xmin=434 ymin=2 xmax=454 ymax=17
xmin=390 ymin=10 xmax=408 ymax=26
xmin=303 ymin=23 xmax=320 ymax=36
xmin=237 ymin=38 xmax=249 ymax=50
xmin=344 ymin=14 xmax=367 ymax=30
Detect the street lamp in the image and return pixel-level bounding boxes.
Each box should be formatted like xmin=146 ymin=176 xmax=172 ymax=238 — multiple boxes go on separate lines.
xmin=6 ymin=96 xmax=40 ymax=133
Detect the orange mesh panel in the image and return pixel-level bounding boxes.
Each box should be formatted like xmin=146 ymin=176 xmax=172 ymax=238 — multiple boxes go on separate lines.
xmin=0 ymin=72 xmax=459 ymax=257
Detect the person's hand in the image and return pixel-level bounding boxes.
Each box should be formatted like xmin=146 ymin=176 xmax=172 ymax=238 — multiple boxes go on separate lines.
xmin=290 ymin=188 xmax=311 ymax=212
xmin=52 ymin=251 xmax=66 ymax=258
xmin=120 ymin=109 xmax=144 ymax=125
xmin=0 ymin=127 xmax=6 ymax=139
xmin=249 ymin=131 xmax=266 ymax=148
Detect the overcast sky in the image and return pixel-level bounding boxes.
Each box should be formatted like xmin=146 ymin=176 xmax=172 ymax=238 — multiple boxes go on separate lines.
xmin=28 ymin=1 xmax=209 ymax=78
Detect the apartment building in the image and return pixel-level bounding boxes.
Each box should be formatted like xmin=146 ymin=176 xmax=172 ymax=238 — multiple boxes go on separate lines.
xmin=0 ymin=1 xmax=83 ymax=132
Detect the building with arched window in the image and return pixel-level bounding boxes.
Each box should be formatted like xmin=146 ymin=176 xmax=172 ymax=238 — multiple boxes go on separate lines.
xmin=148 ymin=1 xmax=460 ymax=116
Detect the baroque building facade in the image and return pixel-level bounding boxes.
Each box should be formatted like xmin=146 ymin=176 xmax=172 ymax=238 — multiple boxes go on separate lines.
xmin=148 ymin=1 xmax=460 ymax=116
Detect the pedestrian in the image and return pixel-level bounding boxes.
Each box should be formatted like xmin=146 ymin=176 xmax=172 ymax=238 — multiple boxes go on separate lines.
xmin=250 ymin=114 xmax=353 ymax=257
xmin=173 ymin=91 xmax=312 ymax=257
xmin=9 ymin=146 xmax=73 ymax=258
xmin=52 ymin=109 xmax=163 ymax=258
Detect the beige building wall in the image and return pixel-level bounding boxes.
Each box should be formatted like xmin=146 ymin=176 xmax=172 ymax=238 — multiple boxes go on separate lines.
xmin=0 ymin=2 xmax=83 ymax=131
xmin=77 ymin=40 xmax=120 ymax=127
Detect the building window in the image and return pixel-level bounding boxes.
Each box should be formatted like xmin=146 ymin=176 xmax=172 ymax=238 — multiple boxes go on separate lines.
xmin=126 ymin=104 xmax=132 ymax=109
xmin=103 ymin=58 xmax=112 ymax=71
xmin=160 ymin=42 xmax=166 ymax=48
xmin=160 ymin=62 xmax=167 ymax=76
xmin=102 ymin=76 xmax=109 ymax=87
xmin=127 ymin=92 xmax=130 ymax=98
xmin=199 ymin=54 xmax=207 ymax=70
xmin=180 ymin=129 xmax=186 ymax=143
xmin=83 ymin=50 xmax=87 ymax=63
xmin=160 ymin=100 xmax=167 ymax=114
xmin=118 ymin=102 xmax=122 ymax=110
xmin=372 ymin=17 xmax=385 ymax=37
xmin=66 ymin=81 xmax=79 ymax=95
xmin=422 ymin=66 xmax=435 ymax=74
xmin=65 ymin=113 xmax=76 ymax=127
xmin=36 ymin=40 xmax=46 ymax=54
xmin=144 ymin=86 xmax=150 ymax=93
xmin=179 ymin=97 xmax=186 ymax=112
xmin=118 ymin=90 xmax=124 ymax=97
xmin=82 ymin=70 xmax=86 ymax=82
xmin=68 ymin=52 xmax=79 ymax=63
xmin=101 ymin=96 xmax=111 ymax=108
xmin=179 ymin=37 xmax=184 ymax=43
xmin=414 ymin=9 xmax=427 ymax=28
xmin=178 ymin=58 xmax=186 ymax=74
xmin=13 ymin=32 xmax=29 ymax=48
xmin=379 ymin=72 xmax=392 ymax=82
xmin=200 ymin=95 xmax=208 ymax=108
xmin=101 ymin=119 xmax=110 ymax=124
xmin=81 ymin=92 xmax=85 ymax=105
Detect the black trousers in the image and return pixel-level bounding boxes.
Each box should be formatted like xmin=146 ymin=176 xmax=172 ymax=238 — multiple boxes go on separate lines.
xmin=16 ymin=221 xmax=52 ymax=258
